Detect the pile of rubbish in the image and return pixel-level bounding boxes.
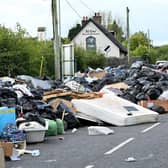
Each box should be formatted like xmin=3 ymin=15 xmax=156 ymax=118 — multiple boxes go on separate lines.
xmin=0 ymin=61 xmax=168 ymax=160
xmin=72 ymin=61 xmax=168 ymax=114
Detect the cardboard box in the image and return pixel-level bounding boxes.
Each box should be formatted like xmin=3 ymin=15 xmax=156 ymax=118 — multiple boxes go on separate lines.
xmin=0 ymin=142 xmax=13 ymax=157
xmin=138 ymin=100 xmax=168 ymax=112
xmin=0 ymin=147 xmax=5 ymax=168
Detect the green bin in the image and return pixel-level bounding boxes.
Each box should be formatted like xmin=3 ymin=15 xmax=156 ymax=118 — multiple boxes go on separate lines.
xmin=45 ymin=119 xmax=57 ymax=136
xmin=56 ymin=119 xmax=64 ymax=135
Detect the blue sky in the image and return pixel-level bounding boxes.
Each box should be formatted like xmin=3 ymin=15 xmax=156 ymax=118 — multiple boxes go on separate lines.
xmin=0 ymin=0 xmax=168 ymax=46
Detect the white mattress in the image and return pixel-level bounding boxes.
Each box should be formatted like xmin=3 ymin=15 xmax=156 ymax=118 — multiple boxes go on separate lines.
xmin=72 ymin=94 xmax=159 ymax=126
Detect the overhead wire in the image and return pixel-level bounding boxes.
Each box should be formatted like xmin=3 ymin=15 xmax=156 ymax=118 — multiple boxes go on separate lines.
xmin=79 ymin=0 xmax=94 ymax=14
xmin=64 ymin=0 xmax=82 ymax=19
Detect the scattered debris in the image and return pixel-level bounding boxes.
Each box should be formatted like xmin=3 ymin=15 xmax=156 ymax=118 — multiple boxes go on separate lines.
xmin=88 ymin=126 xmax=114 ymax=135
xmin=72 ymin=128 xmax=77 ymax=133
xmin=10 ymin=149 xmax=21 ymax=161
xmin=31 ymin=149 xmax=40 ymax=157
xmin=85 ymin=165 xmax=95 ymax=168
xmin=125 ymin=153 xmax=154 ymax=162
xmin=58 ymin=136 xmax=64 ymax=140
xmin=125 ymin=157 xmax=136 ymax=162
xmin=0 ymin=62 xmax=167 ymax=165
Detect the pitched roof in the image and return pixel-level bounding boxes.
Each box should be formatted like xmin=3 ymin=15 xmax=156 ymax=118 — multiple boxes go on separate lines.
xmin=72 ymin=18 xmax=127 ymax=54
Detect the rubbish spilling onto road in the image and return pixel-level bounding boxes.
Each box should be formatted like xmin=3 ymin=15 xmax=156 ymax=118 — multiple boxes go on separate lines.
xmin=125 ymin=157 xmax=137 ymax=162
xmin=1 ymin=61 xmax=168 ymax=164
xmin=88 ymin=126 xmax=114 ymax=135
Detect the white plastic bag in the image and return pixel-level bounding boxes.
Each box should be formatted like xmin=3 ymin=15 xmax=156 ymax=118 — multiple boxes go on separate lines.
xmin=88 ymin=126 xmax=114 ymax=135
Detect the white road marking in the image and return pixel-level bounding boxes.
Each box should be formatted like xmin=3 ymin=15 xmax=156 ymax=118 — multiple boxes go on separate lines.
xmin=85 ymin=165 xmax=95 ymax=168
xmin=104 ymin=137 xmax=135 ymax=155
xmin=141 ymin=122 xmax=160 ymax=133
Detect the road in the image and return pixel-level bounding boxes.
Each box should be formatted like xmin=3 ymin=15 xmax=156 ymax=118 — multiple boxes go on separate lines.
xmin=6 ymin=114 xmax=168 ymax=168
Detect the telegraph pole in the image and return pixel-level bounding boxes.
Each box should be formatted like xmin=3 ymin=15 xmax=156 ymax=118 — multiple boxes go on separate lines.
xmin=58 ymin=0 xmax=62 ymax=79
xmin=52 ymin=0 xmax=61 ymax=80
xmin=58 ymin=0 xmax=61 ymax=48
xmin=126 ymin=7 xmax=130 ymax=64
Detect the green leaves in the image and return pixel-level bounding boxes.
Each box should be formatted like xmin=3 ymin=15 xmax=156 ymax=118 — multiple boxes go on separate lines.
xmin=68 ymin=24 xmax=81 ymax=40
xmin=129 ymin=31 xmax=153 ymax=62
xmin=0 ymin=24 xmax=54 ymax=77
xmin=74 ymin=47 xmax=106 ymax=71
xmin=107 ymin=20 xmax=125 ymax=43
xmin=130 ymin=31 xmax=150 ymax=52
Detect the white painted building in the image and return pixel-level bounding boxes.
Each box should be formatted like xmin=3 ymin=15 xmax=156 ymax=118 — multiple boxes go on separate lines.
xmin=72 ymin=14 xmax=127 ymax=58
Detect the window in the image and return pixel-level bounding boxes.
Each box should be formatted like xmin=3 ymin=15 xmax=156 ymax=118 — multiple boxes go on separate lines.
xmin=86 ymin=36 xmax=96 ymax=50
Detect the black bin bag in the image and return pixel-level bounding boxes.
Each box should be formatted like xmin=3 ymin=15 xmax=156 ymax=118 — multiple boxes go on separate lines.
xmin=56 ymin=102 xmax=80 ymax=129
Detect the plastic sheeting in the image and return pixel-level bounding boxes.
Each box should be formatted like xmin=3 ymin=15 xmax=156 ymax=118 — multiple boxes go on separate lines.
xmin=13 ymin=84 xmax=33 ymax=99
xmin=17 ymin=75 xmax=52 ymax=90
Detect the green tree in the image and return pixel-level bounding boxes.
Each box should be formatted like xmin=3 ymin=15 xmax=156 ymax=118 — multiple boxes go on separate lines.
xmin=0 ymin=25 xmax=29 ymax=76
xmin=131 ymin=45 xmax=149 ymax=56
xmin=101 ymin=11 xmax=126 ymax=43
xmin=108 ymin=20 xmax=125 ymax=42
xmin=0 ymin=24 xmax=55 ymax=77
xmin=62 ymin=37 xmax=70 ymax=44
xmin=152 ymin=45 xmax=168 ymax=62
xmin=129 ymin=31 xmax=153 ymax=62
xmin=130 ymin=31 xmax=150 ymax=52
xmin=68 ymin=24 xmax=81 ymax=40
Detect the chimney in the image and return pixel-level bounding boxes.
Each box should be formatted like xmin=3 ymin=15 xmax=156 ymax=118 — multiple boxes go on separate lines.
xmin=93 ymin=12 xmax=102 ymax=25
xmin=81 ymin=16 xmax=88 ymax=26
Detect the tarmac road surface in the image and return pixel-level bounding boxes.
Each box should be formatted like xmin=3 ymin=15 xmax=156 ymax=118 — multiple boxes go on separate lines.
xmin=6 ymin=114 xmax=168 ymax=168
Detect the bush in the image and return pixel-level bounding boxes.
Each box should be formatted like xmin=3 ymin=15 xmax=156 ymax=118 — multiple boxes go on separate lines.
xmin=106 ymin=57 xmax=129 ymax=67
xmin=74 ymin=47 xmax=106 ymax=71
